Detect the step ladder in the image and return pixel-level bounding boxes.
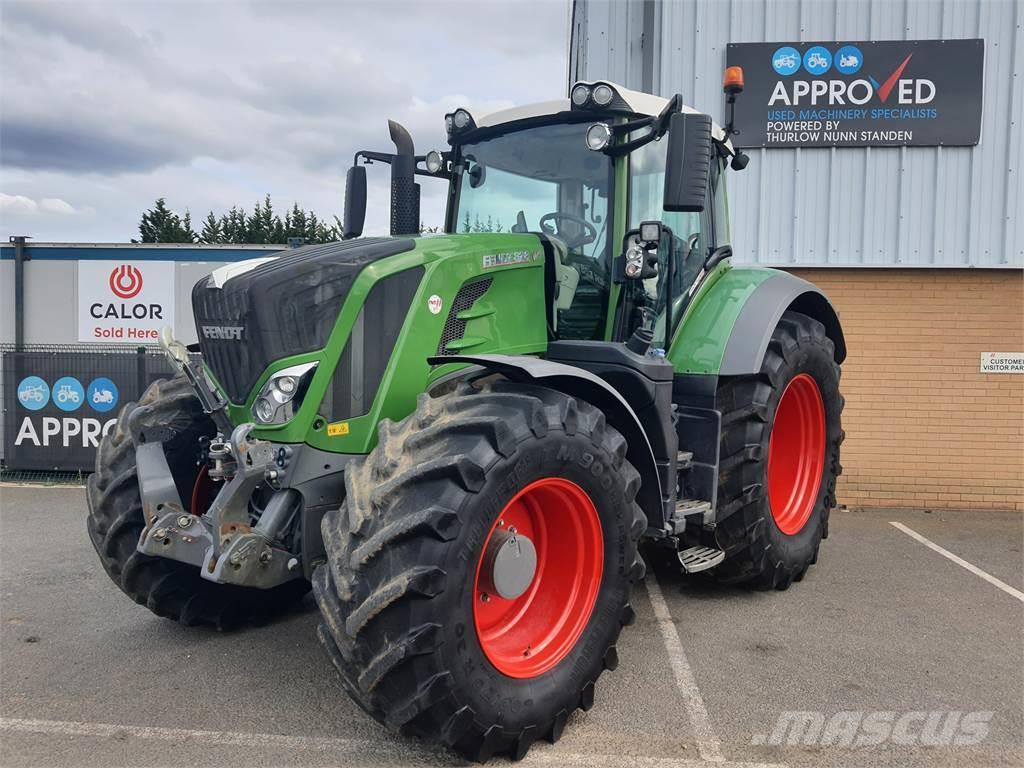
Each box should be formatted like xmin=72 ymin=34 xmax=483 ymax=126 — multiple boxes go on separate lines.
xmin=669 ymin=498 xmax=711 ymax=534
xmin=676 ymin=450 xmax=693 ymax=470
xmin=677 ymin=546 xmax=725 ymax=574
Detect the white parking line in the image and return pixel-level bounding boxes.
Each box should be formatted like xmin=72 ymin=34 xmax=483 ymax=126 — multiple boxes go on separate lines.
xmin=890 ymin=521 xmax=1024 ymax=603
xmin=644 ymin=572 xmax=726 ymax=763
xmin=0 ymin=716 xmax=786 ymax=768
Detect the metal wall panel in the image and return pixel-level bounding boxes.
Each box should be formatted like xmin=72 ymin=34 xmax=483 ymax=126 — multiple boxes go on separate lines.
xmin=0 ymin=244 xmax=288 ymax=345
xmin=570 ymin=0 xmax=1023 ymax=268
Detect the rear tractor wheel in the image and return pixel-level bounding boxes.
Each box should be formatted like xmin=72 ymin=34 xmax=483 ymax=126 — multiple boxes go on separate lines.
xmin=314 ymin=379 xmax=646 ymax=761
xmin=714 ymin=310 xmax=844 ymax=589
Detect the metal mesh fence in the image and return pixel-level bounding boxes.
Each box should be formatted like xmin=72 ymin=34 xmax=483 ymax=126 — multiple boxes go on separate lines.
xmin=0 ymin=343 xmax=183 ymax=474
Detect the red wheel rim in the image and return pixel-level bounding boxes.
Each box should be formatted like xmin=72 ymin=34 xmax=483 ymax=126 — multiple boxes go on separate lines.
xmin=767 ymin=373 xmax=826 ymax=535
xmin=472 ymin=477 xmax=603 ymax=678
xmin=190 ymin=465 xmax=215 ymax=517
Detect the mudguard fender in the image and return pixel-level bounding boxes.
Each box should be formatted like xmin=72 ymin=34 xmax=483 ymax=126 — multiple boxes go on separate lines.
xmin=426 ymin=353 xmax=664 ymax=530
xmin=720 ymin=272 xmax=846 ymax=376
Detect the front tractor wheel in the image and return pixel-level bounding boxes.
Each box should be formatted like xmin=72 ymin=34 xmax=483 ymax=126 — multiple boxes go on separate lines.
xmin=714 ymin=310 xmax=844 ymax=589
xmin=313 ymin=380 xmax=646 ymax=762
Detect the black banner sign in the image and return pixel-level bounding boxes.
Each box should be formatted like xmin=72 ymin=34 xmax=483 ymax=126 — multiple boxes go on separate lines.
xmin=726 ymin=39 xmax=984 ymax=148
xmin=2 ymin=349 xmax=176 ymax=471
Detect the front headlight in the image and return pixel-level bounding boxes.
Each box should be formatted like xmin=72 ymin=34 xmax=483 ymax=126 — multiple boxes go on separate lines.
xmin=251 ymin=361 xmax=318 ymax=425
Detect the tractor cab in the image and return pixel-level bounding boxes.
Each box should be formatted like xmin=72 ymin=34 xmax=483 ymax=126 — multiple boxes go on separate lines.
xmin=344 ymin=80 xmax=744 ymax=350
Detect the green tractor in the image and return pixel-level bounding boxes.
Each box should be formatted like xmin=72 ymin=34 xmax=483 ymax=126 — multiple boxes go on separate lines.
xmin=87 ymin=74 xmax=844 ymax=761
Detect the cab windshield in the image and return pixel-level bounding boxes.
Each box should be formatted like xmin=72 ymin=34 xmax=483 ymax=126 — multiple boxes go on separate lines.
xmin=451 ymin=121 xmax=614 ymax=339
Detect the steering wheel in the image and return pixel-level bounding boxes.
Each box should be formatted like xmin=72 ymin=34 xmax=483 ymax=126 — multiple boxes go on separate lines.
xmin=539 ymin=212 xmax=597 ymax=250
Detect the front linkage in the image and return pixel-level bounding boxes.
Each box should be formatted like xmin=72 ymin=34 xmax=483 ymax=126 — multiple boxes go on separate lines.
xmin=136 ymin=424 xmax=301 ymax=590
xmin=133 ymin=333 xmax=306 ymax=591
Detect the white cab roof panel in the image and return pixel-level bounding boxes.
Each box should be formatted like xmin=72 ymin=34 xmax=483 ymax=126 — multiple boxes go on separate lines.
xmin=474 ymin=80 xmax=730 ymax=147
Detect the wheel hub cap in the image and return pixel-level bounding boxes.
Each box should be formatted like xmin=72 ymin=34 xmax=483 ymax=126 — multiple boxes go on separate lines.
xmin=480 ymin=528 xmax=538 ymax=600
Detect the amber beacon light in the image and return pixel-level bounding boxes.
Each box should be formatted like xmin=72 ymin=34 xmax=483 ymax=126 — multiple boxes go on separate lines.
xmin=723 ymin=65 xmax=745 ymax=95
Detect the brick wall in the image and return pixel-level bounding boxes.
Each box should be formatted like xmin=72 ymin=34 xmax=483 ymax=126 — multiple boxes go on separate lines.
xmin=787 ymin=268 xmax=1024 ymax=512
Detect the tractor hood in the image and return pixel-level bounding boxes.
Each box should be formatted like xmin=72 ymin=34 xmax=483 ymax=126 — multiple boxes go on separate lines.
xmin=193 ymin=237 xmax=415 ymax=403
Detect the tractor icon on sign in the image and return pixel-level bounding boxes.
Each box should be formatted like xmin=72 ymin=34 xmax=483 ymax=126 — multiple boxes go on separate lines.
xmin=92 ymin=388 xmax=115 ymax=405
xmin=57 ymin=384 xmax=82 ymax=404
xmin=774 ymin=52 xmax=798 ymax=71
xmin=21 ymin=384 xmax=46 ymax=403
xmin=806 ymin=52 xmax=830 ymax=70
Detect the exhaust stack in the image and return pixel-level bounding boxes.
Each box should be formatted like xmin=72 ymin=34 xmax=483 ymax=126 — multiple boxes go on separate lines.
xmin=388 ymin=120 xmax=420 ymax=236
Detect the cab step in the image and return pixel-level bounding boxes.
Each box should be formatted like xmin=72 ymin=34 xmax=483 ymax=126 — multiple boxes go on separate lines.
xmin=676 ymin=450 xmax=694 ymax=470
xmin=670 ymin=498 xmax=712 ymax=533
xmin=677 ymin=546 xmax=725 ymax=574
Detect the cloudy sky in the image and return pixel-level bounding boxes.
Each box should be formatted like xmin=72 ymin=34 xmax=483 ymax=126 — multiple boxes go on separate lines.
xmin=0 ymin=0 xmax=570 ymax=241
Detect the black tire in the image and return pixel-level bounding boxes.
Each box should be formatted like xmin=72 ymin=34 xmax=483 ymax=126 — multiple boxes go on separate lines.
xmin=713 ymin=310 xmax=844 ymax=589
xmin=86 ymin=374 xmax=309 ymax=629
xmin=314 ymin=379 xmax=646 ymax=762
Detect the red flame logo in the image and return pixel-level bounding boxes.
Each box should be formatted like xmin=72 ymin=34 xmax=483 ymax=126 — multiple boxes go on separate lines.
xmin=109 ymin=264 xmax=143 ymax=299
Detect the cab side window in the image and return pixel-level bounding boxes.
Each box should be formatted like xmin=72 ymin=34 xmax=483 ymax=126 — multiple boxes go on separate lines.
xmin=628 ymin=135 xmax=715 ymax=294
xmin=710 ymin=156 xmax=730 ymax=246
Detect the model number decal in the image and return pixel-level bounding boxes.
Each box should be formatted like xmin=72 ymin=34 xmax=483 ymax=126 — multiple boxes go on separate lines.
xmin=482 ymin=251 xmax=538 ymax=269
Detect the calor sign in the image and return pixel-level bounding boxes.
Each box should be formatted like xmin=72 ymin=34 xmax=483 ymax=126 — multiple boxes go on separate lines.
xmin=78 ymin=260 xmax=176 ymax=342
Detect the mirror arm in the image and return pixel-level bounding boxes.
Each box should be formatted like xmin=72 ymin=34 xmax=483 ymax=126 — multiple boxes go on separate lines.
xmin=604 ymin=94 xmax=683 ymax=158
xmin=354 ymin=150 xmax=394 ymax=166
xmin=653 ymin=93 xmax=684 ymax=135
xmin=702 ymin=244 xmax=732 ymax=272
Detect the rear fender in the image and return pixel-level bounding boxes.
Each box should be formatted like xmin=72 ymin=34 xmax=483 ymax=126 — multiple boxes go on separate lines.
xmin=720 ymin=272 xmax=846 ymax=375
xmin=669 ymin=266 xmax=845 ymax=376
xmin=427 ymin=353 xmax=665 ymax=532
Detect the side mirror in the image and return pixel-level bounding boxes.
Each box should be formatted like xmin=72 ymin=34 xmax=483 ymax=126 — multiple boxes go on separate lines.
xmin=468 ymin=162 xmax=486 ymax=189
xmin=344 ymin=165 xmax=367 ymax=239
xmin=663 ymin=112 xmax=713 ymax=213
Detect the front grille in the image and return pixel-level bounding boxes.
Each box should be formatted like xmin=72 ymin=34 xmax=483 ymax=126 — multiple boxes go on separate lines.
xmin=325 ymin=266 xmax=424 ymax=422
xmin=192 ymin=286 xmax=253 ymax=402
xmin=436 ymin=279 xmax=492 ymax=355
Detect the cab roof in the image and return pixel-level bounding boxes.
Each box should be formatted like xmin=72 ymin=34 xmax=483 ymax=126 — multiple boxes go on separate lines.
xmin=474 ymin=80 xmax=732 ymax=150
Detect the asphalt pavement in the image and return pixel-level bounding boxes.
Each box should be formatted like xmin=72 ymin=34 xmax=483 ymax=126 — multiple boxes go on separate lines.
xmin=1 ymin=486 xmax=1021 ymax=767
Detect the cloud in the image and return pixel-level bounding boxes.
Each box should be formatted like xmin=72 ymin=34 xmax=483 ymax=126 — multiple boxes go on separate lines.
xmin=0 ymin=193 xmax=39 ymax=215
xmin=40 ymin=198 xmax=79 ymax=214
xmin=0 ymin=0 xmax=568 ymax=240
xmin=0 ymin=193 xmax=81 ymax=215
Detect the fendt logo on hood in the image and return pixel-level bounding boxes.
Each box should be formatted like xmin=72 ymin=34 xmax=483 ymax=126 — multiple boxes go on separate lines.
xmin=201 ymin=325 xmax=244 ymax=340
xmin=109 ymin=264 xmax=143 ymax=299
xmin=768 ymin=48 xmax=935 ymax=107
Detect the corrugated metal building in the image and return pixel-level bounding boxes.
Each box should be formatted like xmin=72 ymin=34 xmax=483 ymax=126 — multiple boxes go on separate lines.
xmin=570 ymin=0 xmax=1023 ymax=511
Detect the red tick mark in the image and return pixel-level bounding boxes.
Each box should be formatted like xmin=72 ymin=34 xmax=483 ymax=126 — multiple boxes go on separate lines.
xmin=876 ymin=54 xmax=913 ymax=103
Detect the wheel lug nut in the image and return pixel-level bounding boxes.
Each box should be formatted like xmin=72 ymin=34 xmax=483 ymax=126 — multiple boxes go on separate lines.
xmin=480 ymin=593 xmax=490 ymax=603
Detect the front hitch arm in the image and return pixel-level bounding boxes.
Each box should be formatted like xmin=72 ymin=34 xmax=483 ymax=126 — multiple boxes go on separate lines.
xmin=136 ymin=423 xmax=302 ymax=589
